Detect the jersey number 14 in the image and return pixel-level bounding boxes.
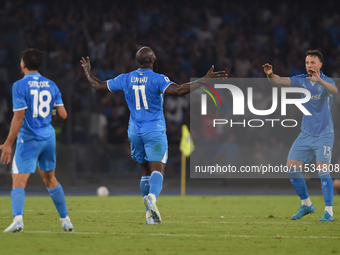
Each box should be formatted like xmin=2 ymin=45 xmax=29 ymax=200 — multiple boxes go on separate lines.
xmin=30 ymin=89 xmax=52 ymax=118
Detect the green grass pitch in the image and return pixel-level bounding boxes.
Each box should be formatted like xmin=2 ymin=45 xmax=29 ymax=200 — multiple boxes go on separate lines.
xmin=0 ymin=195 xmax=339 ymax=255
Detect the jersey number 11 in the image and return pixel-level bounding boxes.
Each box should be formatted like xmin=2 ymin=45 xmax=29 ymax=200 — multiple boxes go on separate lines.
xmin=133 ymin=85 xmax=149 ymax=110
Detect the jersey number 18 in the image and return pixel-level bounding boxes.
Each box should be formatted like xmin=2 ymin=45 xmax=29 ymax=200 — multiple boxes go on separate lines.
xmin=30 ymin=89 xmax=52 ymax=118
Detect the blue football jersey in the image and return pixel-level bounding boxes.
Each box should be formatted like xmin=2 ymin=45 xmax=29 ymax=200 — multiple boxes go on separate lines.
xmin=289 ymin=72 xmax=335 ymax=136
xmin=107 ymin=68 xmax=173 ymax=134
xmin=12 ymin=72 xmax=64 ymax=141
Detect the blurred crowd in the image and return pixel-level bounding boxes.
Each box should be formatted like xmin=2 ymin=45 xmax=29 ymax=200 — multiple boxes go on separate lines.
xmin=1 ymin=0 xmax=340 ymax=171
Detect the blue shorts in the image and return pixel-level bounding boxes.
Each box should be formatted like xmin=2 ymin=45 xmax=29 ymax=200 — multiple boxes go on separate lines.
xmin=12 ymin=134 xmax=56 ymax=174
xmin=288 ymin=131 xmax=334 ymax=163
xmin=128 ymin=131 xmax=168 ymax=164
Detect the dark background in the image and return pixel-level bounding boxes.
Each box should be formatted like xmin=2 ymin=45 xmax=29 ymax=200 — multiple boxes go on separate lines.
xmin=0 ymin=0 xmax=340 ymax=195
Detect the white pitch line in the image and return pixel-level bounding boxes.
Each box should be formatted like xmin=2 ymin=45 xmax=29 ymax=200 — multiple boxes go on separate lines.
xmin=21 ymin=231 xmax=340 ymax=239
xmin=163 ymin=221 xmax=318 ymax=225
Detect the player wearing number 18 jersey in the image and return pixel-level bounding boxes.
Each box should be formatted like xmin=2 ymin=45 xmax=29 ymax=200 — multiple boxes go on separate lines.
xmin=81 ymin=46 xmax=227 ymax=224
xmin=0 ymin=49 xmax=73 ymax=232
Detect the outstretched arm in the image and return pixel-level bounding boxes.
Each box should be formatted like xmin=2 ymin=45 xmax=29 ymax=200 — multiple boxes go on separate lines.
xmin=80 ymin=56 xmax=109 ymax=92
xmin=262 ymin=63 xmax=291 ymax=87
xmin=164 ymin=65 xmax=228 ymax=96
xmin=0 ymin=110 xmax=25 ymax=164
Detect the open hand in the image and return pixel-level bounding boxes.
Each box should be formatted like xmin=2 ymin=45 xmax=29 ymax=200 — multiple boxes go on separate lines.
xmin=204 ymin=65 xmax=228 ymax=79
xmin=80 ymin=56 xmax=91 ymax=72
xmin=262 ymin=63 xmax=273 ymax=75
xmin=0 ymin=144 xmax=12 ymax=164
xmin=306 ymin=69 xmax=321 ymax=82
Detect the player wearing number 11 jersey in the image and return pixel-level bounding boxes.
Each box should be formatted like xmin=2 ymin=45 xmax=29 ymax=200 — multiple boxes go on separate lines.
xmin=0 ymin=48 xmax=73 ymax=232
xmin=81 ymin=46 xmax=227 ymax=224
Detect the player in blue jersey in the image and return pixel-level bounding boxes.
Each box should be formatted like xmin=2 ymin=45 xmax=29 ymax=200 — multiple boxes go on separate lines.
xmin=263 ymin=50 xmax=338 ymax=221
xmin=0 ymin=49 xmax=73 ymax=232
xmin=81 ymin=46 xmax=227 ymax=224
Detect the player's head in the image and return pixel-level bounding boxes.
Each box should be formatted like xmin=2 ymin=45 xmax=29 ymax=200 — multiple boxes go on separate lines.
xmin=21 ymin=48 xmax=43 ymax=74
xmin=136 ymin=47 xmax=157 ymax=71
xmin=305 ymin=50 xmax=323 ymax=75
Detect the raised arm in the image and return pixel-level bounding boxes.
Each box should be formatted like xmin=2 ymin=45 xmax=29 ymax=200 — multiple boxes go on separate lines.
xmin=306 ymin=69 xmax=338 ymax=94
xmin=262 ymin=63 xmax=291 ymax=87
xmin=164 ymin=65 xmax=228 ymax=96
xmin=80 ymin=56 xmax=109 ymax=92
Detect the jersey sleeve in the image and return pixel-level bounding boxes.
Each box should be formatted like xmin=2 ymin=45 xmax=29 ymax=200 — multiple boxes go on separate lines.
xmin=323 ymin=77 xmax=336 ymax=96
xmin=12 ymin=82 xmax=28 ymax=111
xmin=54 ymin=86 xmax=64 ymax=107
xmin=288 ymin=74 xmax=306 ymax=88
xmin=157 ymin=74 xmax=173 ymax=93
xmin=324 ymin=76 xmax=335 ymax=85
xmin=107 ymin=74 xmax=126 ymax=92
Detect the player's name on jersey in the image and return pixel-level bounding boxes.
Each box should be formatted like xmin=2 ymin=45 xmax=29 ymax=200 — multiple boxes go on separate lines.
xmin=131 ymin=77 xmax=148 ymax=83
xmin=28 ymin=80 xmax=50 ymax=88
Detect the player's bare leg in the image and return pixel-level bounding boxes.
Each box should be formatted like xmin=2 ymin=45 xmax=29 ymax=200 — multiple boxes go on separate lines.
xmin=12 ymin=173 xmax=30 ymax=189
xmin=142 ymin=161 xmax=165 ymax=224
xmin=3 ymin=173 xmax=30 ymax=233
xmin=316 ymin=161 xmax=334 ymax=221
xmin=39 ymin=169 xmax=59 ymax=189
xmin=140 ymin=162 xmax=151 ymax=176
xmin=39 ymin=169 xmax=73 ymax=231
xmin=287 ymin=159 xmax=315 ymax=220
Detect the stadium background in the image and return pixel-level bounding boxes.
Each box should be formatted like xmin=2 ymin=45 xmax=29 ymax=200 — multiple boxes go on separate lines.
xmin=0 ymin=0 xmax=340 ymax=195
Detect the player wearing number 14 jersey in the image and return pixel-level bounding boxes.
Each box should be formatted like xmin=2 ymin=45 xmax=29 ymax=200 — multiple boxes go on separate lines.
xmin=81 ymin=46 xmax=227 ymax=224
xmin=0 ymin=49 xmax=73 ymax=232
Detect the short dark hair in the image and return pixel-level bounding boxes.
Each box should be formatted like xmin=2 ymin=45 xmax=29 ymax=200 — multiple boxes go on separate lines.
xmin=22 ymin=48 xmax=43 ymax=70
xmin=305 ymin=50 xmax=323 ymax=62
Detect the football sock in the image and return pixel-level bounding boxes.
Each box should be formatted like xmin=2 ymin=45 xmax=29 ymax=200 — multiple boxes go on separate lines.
xmin=140 ymin=176 xmax=150 ymax=211
xmin=301 ymin=197 xmax=312 ymax=207
xmin=60 ymin=216 xmax=71 ymax=223
xmin=325 ymin=206 xmax=333 ymax=216
xmin=287 ymin=169 xmax=309 ymax=201
xmin=318 ymin=170 xmax=333 ymax=208
xmin=47 ymin=183 xmax=68 ymax=218
xmin=11 ymin=187 xmax=25 ymax=217
xmin=149 ymin=171 xmax=163 ymax=200
xmin=14 ymin=215 xmax=23 ymax=222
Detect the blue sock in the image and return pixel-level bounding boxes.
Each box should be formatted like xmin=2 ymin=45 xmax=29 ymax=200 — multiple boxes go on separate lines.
xmin=287 ymin=169 xmax=309 ymax=200
xmin=47 ymin=183 xmax=68 ymax=218
xmin=318 ymin=170 xmax=333 ymax=206
xmin=11 ymin=188 xmax=25 ymax=217
xmin=149 ymin=171 xmax=163 ymax=199
xmin=140 ymin=176 xmax=150 ymax=211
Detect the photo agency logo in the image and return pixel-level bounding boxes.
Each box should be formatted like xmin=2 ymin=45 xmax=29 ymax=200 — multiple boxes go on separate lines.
xmin=200 ymin=82 xmax=312 ymax=128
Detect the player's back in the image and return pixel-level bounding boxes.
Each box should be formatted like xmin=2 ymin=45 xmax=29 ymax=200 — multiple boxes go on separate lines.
xmin=107 ymin=68 xmax=172 ymax=134
xmin=13 ymin=73 xmax=64 ymax=141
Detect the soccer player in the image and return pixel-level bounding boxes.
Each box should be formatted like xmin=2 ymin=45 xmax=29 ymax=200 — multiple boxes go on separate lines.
xmin=0 ymin=49 xmax=73 ymax=232
xmin=263 ymin=50 xmax=338 ymax=221
xmin=81 ymin=46 xmax=227 ymax=224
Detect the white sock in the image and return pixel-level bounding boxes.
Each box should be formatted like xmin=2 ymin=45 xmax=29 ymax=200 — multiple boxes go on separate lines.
xmin=325 ymin=206 xmax=333 ymax=216
xmin=149 ymin=193 xmax=157 ymax=203
xmin=301 ymin=198 xmax=312 ymax=207
xmin=60 ymin=215 xmax=70 ymax=223
xmin=14 ymin=215 xmax=23 ymax=222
